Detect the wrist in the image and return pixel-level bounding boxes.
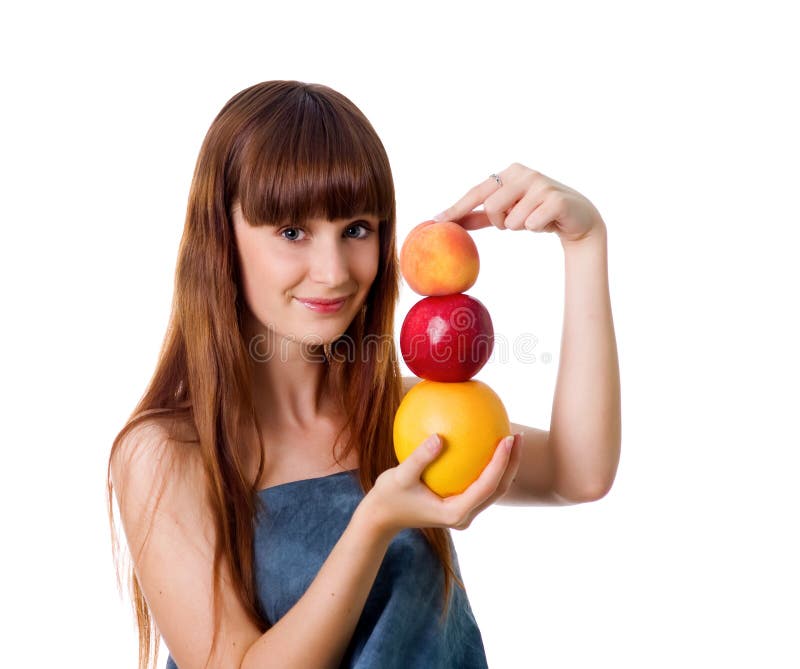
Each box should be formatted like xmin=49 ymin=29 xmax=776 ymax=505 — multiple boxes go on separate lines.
xmin=561 ymin=222 xmax=607 ymax=252
xmin=353 ymin=493 xmax=399 ymax=546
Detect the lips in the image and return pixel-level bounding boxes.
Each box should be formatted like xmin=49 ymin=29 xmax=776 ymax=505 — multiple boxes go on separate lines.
xmin=295 ymin=296 xmax=349 ymax=305
xmin=294 ymin=296 xmax=350 ymax=314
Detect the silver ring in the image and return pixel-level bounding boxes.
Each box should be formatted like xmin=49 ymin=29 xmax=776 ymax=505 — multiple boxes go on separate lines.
xmin=489 ymin=173 xmax=503 ymax=187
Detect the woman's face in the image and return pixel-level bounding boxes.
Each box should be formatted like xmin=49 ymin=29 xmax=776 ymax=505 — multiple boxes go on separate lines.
xmin=232 ymin=202 xmax=380 ymax=350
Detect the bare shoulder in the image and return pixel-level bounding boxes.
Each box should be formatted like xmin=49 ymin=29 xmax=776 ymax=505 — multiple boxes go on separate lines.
xmin=109 ymin=417 xmax=205 ymax=562
xmin=110 ymin=418 xmax=199 ymax=512
xmin=110 ymin=419 xmax=171 ymax=499
xmin=110 ymin=417 xmax=260 ymax=667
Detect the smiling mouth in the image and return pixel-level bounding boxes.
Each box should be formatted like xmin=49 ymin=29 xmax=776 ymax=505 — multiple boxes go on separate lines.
xmin=294 ymin=296 xmax=350 ymax=305
xmin=294 ymin=296 xmax=349 ymax=314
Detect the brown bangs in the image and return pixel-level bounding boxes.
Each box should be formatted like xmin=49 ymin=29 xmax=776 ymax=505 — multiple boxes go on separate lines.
xmin=227 ymin=85 xmax=394 ymax=228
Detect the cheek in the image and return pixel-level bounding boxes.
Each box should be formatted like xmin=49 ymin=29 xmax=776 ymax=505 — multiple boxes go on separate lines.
xmin=238 ymin=246 xmax=297 ymax=307
xmin=362 ymin=241 xmax=381 ymax=283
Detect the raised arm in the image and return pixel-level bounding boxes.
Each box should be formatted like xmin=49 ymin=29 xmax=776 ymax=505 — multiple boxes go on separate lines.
xmin=548 ymin=228 xmax=621 ymax=500
xmin=432 ymin=163 xmax=621 ymax=505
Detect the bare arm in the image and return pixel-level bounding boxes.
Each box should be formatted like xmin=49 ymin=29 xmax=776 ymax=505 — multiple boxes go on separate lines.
xmin=241 ymin=499 xmax=393 ymax=669
xmin=114 ymin=421 xmax=508 ymax=669
xmin=548 ymin=228 xmax=621 ymax=500
xmin=112 ymin=422 xmax=396 ymax=669
xmin=501 ymin=230 xmax=622 ymax=505
xmin=429 ymin=163 xmax=621 ymax=505
xmin=245 ymin=427 xmax=522 ymax=666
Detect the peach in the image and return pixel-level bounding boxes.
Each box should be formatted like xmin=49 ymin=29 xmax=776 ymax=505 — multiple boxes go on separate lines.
xmin=399 ymin=220 xmax=479 ymax=296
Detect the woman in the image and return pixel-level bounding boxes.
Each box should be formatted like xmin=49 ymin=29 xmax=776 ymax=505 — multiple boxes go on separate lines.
xmin=107 ymin=80 xmax=620 ymax=669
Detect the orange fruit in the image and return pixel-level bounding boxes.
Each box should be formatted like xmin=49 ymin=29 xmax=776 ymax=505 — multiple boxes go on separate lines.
xmin=393 ymin=379 xmax=510 ymax=497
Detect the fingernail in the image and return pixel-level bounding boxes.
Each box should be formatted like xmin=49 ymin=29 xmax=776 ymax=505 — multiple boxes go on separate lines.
xmin=504 ymin=436 xmax=514 ymax=451
xmin=432 ymin=212 xmax=446 ymax=221
xmin=428 ymin=434 xmax=442 ymax=452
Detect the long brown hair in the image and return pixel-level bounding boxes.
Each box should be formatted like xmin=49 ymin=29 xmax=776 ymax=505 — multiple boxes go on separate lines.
xmin=106 ymin=80 xmax=463 ymax=669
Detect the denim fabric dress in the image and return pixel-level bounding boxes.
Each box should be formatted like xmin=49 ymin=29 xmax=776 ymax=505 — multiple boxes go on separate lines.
xmin=166 ymin=469 xmax=488 ymax=669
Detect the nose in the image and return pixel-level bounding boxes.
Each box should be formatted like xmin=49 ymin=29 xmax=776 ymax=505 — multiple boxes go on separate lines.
xmin=309 ymin=237 xmax=351 ymax=288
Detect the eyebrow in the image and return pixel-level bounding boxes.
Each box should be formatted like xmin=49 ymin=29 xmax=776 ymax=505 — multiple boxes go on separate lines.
xmin=302 ymin=216 xmax=379 ymax=226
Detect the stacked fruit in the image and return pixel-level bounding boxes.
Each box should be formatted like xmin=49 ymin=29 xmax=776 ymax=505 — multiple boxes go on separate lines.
xmin=393 ymin=220 xmax=511 ymax=497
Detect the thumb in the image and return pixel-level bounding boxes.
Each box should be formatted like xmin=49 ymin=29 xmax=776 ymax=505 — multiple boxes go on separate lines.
xmin=403 ymin=434 xmax=442 ymax=476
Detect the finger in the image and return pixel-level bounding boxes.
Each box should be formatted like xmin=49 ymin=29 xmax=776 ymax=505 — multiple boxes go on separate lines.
xmin=398 ymin=434 xmax=443 ymax=484
xmin=442 ymin=435 xmax=514 ymax=516
xmin=504 ymin=189 xmax=546 ymax=231
xmin=433 ymin=175 xmax=505 ymax=225
xmin=482 ymin=176 xmax=537 ymax=230
xmin=480 ymin=203 xmax=508 ymax=230
xmin=523 ymin=195 xmax=563 ymax=233
xmin=453 ymin=210 xmax=492 ymax=231
xmin=463 ymin=433 xmax=524 ymax=517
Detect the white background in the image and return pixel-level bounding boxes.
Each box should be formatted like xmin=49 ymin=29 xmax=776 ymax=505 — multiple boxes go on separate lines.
xmin=2 ymin=1 xmax=798 ymax=667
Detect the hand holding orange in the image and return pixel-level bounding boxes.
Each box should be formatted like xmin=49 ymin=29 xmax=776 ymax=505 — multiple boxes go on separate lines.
xmin=393 ymin=380 xmax=511 ymax=497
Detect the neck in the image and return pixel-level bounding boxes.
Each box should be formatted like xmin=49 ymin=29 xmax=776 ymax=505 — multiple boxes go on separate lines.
xmin=242 ymin=313 xmax=337 ymax=432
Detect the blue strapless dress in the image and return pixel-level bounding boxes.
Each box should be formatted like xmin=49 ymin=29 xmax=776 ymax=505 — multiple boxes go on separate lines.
xmin=166 ymin=469 xmax=488 ymax=668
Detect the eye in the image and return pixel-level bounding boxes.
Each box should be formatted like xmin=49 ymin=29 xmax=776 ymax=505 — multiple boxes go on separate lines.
xmin=277 ymin=221 xmax=374 ymax=243
xmin=344 ymin=222 xmax=373 ymax=239
xmin=278 ymin=227 xmax=306 ymax=242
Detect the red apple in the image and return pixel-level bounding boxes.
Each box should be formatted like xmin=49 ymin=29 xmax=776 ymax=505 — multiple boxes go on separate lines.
xmin=400 ymin=294 xmax=494 ymax=382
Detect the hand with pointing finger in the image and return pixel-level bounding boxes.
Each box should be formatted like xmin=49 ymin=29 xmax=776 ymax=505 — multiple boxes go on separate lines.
xmin=433 ymin=163 xmax=606 ymax=246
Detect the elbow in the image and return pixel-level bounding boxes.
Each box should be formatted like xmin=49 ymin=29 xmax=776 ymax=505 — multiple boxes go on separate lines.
xmin=557 ymin=475 xmax=615 ymax=504
xmin=575 ymin=474 xmax=616 ymax=503
xmin=575 ymin=445 xmax=620 ymax=502
xmin=553 ymin=447 xmax=620 ymax=504
xmin=581 ymin=479 xmax=614 ymax=502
